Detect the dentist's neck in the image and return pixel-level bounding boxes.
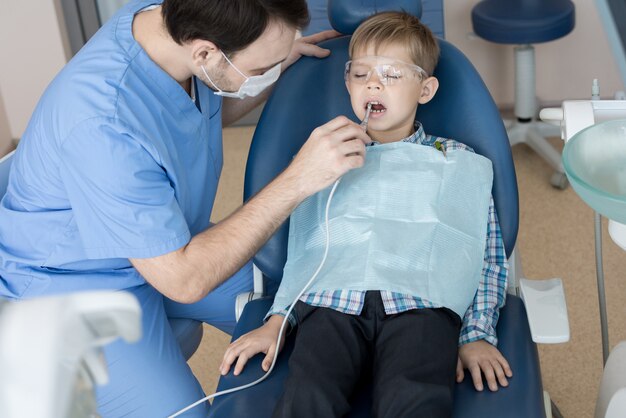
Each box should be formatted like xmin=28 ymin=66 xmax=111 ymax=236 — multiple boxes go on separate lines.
xmin=132 ymin=5 xmax=193 ymax=91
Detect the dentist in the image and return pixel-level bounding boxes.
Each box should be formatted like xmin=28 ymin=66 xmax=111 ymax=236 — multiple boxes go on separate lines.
xmin=0 ymin=0 xmax=370 ymax=416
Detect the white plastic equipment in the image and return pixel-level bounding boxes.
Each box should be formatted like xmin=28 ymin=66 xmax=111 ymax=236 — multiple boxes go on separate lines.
xmin=540 ymin=98 xmax=626 ymax=252
xmin=0 ymin=291 xmax=141 ymax=418
xmin=541 ymin=94 xmax=626 ymax=418
xmin=519 ymin=278 xmax=570 ymax=344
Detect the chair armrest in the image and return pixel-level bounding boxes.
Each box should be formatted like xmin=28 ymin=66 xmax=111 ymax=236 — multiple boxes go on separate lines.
xmin=235 ymin=264 xmax=265 ymax=322
xmin=519 ymin=278 xmax=570 ymax=344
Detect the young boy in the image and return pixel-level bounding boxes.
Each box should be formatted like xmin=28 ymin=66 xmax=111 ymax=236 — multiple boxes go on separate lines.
xmin=220 ymin=12 xmax=512 ymax=417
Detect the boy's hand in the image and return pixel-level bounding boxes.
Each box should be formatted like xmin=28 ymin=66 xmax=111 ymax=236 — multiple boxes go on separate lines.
xmin=220 ymin=315 xmax=287 ymax=376
xmin=456 ymin=340 xmax=513 ymax=392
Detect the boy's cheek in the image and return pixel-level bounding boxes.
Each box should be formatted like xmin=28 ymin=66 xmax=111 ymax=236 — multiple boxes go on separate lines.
xmin=348 ymin=97 xmax=361 ymax=118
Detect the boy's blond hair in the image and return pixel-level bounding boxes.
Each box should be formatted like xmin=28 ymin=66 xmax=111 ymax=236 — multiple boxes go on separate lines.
xmin=349 ymin=11 xmax=440 ymax=76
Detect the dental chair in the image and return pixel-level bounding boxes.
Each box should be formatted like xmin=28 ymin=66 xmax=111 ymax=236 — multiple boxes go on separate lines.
xmin=208 ymin=1 xmax=557 ymax=417
xmin=0 ymin=150 xmax=203 ymax=361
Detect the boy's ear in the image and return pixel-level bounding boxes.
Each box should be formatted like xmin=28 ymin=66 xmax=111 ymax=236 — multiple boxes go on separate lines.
xmin=418 ymin=76 xmax=439 ymax=104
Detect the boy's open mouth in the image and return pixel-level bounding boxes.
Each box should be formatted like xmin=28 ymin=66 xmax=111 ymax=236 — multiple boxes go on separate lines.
xmin=366 ymin=101 xmax=387 ymax=115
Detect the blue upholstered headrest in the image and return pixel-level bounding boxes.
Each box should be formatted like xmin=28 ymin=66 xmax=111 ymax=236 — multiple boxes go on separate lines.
xmin=328 ymin=0 xmax=423 ymax=34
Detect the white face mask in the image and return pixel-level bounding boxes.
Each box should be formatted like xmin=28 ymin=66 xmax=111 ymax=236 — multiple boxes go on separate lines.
xmin=201 ymin=50 xmax=281 ymax=99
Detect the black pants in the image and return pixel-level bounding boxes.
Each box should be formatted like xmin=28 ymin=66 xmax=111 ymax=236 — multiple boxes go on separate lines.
xmin=273 ymin=291 xmax=462 ymax=418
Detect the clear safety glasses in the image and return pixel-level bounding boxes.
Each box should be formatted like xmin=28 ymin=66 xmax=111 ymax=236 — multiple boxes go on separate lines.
xmin=344 ymin=56 xmax=428 ymax=86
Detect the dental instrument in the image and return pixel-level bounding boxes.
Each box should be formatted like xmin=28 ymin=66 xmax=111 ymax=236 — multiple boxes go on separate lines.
xmin=361 ymin=102 xmax=373 ymax=131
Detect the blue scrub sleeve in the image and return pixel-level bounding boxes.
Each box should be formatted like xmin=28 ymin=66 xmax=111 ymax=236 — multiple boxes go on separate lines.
xmin=58 ymin=117 xmax=190 ymax=259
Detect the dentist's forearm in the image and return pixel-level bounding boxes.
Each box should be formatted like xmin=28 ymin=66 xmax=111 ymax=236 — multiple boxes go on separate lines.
xmin=182 ymin=169 xmax=305 ymax=292
xmin=131 ymin=168 xmax=305 ymax=303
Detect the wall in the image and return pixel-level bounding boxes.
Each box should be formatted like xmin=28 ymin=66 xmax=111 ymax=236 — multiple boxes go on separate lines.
xmin=0 ymin=0 xmax=70 ymax=142
xmin=0 ymin=0 xmax=623 ymax=143
xmin=0 ymin=87 xmax=12 ymax=157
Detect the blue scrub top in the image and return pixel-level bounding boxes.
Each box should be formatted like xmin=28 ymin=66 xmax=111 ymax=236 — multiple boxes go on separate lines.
xmin=0 ymin=0 xmax=223 ymax=298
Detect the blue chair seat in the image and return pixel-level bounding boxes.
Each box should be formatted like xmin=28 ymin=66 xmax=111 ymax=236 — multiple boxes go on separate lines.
xmin=209 ymin=296 xmax=544 ymax=418
xmin=472 ymin=0 xmax=575 ymax=44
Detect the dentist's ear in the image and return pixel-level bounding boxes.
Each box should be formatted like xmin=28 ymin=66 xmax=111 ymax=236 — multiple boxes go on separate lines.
xmin=189 ymin=39 xmax=220 ymax=67
xmin=418 ymin=76 xmax=439 ymax=104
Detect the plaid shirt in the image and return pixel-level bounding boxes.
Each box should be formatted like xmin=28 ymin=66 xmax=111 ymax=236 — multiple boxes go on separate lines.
xmin=269 ymin=122 xmax=509 ymax=346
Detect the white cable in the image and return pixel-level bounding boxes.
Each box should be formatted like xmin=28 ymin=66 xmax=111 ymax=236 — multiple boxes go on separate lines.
xmin=168 ymin=179 xmax=342 ymax=418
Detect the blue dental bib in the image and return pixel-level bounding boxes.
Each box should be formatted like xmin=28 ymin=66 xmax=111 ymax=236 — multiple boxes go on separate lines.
xmin=275 ymin=141 xmax=494 ymax=318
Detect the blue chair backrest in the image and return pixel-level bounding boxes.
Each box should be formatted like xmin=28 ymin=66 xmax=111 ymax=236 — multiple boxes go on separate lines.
xmin=244 ymin=3 xmax=519 ymax=284
xmin=0 ymin=151 xmax=14 ymax=197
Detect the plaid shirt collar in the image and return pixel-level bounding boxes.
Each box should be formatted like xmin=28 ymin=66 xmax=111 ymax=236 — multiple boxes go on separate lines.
xmin=368 ymin=121 xmax=432 ymax=147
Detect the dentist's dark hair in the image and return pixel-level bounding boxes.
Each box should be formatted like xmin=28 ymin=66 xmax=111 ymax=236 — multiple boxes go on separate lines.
xmin=162 ymin=0 xmax=310 ymax=56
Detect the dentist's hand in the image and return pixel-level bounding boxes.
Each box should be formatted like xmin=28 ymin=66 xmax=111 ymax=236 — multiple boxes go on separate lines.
xmin=282 ymin=30 xmax=342 ymax=71
xmin=284 ymin=116 xmax=372 ymax=199
xmin=220 ymin=315 xmax=287 ymax=376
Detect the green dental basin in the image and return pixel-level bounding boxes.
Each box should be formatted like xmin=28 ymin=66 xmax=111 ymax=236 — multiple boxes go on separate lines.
xmin=563 ymin=119 xmax=626 ymax=223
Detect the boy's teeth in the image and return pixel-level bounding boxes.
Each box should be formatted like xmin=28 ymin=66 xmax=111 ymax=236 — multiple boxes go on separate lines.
xmin=366 ymin=101 xmax=385 ymax=113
